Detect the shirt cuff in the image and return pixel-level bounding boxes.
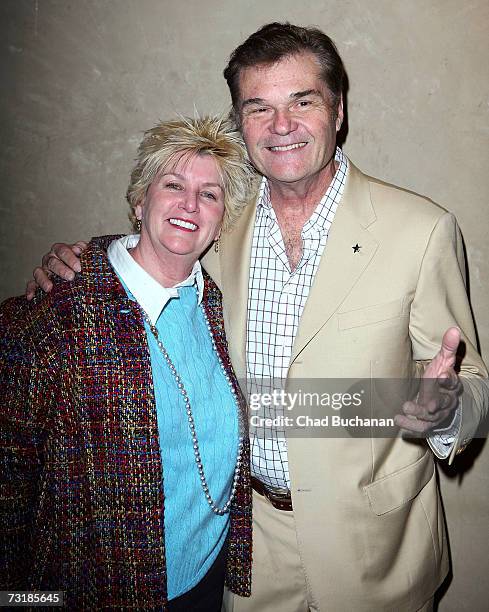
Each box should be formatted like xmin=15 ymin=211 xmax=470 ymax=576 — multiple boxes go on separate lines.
xmin=428 ymin=406 xmax=462 ymax=459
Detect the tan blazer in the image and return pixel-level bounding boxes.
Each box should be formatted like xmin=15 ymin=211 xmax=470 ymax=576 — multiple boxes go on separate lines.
xmin=203 ymin=160 xmax=488 ymax=611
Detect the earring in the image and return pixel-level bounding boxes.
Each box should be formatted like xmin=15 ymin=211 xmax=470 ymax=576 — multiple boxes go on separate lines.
xmin=214 ymin=237 xmax=220 ymax=253
xmin=136 ymin=219 xmax=142 ymax=232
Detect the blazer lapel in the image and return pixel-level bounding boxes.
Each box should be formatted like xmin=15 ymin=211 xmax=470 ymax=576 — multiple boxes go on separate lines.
xmin=218 ymin=191 xmax=258 ymax=379
xmin=291 ymin=162 xmax=379 ymax=364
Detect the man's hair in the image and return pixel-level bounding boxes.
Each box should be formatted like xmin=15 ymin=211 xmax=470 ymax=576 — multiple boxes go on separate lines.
xmin=126 ymin=115 xmax=254 ymax=232
xmin=223 ymin=22 xmax=345 ymax=124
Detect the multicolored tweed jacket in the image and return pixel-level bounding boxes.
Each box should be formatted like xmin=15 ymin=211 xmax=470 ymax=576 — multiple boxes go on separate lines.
xmin=0 ymin=236 xmax=252 ymax=610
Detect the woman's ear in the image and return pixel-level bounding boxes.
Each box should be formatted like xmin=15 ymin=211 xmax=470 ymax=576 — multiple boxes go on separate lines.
xmin=213 ymin=227 xmax=222 ymax=253
xmin=135 ymin=200 xmax=144 ymax=221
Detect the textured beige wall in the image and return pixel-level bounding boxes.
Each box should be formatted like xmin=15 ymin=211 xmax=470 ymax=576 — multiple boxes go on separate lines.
xmin=1 ymin=0 xmax=488 ymax=608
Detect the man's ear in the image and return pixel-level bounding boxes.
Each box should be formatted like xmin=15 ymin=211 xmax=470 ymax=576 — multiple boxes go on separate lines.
xmin=336 ymin=95 xmax=344 ymax=132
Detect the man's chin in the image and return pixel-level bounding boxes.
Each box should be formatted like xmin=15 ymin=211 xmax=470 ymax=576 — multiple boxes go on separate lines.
xmin=265 ymin=168 xmax=315 ymax=187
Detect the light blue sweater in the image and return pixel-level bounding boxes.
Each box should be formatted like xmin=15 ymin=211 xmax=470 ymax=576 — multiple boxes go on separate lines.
xmin=144 ymin=285 xmax=239 ymax=599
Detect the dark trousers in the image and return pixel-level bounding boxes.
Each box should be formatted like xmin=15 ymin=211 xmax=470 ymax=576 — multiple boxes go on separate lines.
xmin=167 ymin=542 xmax=228 ymax=612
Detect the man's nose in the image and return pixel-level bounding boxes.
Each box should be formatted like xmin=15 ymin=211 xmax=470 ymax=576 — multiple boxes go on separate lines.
xmin=271 ymin=108 xmax=296 ymax=135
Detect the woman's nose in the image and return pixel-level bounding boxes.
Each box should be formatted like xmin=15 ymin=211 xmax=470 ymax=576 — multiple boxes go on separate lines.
xmin=179 ymin=192 xmax=199 ymax=213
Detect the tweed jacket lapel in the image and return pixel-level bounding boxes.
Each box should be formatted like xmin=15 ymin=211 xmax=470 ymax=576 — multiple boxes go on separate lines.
xmin=75 ymin=239 xmax=168 ymax=604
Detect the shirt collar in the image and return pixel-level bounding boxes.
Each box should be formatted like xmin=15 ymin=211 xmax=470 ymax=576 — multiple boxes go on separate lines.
xmin=107 ymin=234 xmax=204 ymax=325
xmin=303 ymin=147 xmax=348 ymax=234
xmin=257 ymin=178 xmax=273 ymax=211
xmin=256 ymin=147 xmax=348 ymax=230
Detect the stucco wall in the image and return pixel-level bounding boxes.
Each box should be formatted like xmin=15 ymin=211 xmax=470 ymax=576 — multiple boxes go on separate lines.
xmin=1 ymin=1 xmax=488 ymax=609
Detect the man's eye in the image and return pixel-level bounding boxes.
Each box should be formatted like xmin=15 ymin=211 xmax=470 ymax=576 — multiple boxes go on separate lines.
xmin=251 ymin=107 xmax=268 ymax=114
xmin=297 ymin=100 xmax=312 ymax=108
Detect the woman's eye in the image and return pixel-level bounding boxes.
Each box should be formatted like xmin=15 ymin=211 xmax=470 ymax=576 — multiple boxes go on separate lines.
xmin=166 ymin=182 xmax=183 ymax=190
xmin=201 ymin=191 xmax=217 ymax=201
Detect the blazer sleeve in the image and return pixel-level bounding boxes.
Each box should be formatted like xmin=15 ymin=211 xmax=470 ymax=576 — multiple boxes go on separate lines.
xmin=408 ymin=212 xmax=489 ymax=463
xmin=0 ymin=295 xmax=59 ymax=588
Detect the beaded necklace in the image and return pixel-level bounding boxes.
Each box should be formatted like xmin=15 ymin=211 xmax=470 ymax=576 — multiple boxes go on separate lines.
xmin=139 ymin=295 xmax=244 ymax=516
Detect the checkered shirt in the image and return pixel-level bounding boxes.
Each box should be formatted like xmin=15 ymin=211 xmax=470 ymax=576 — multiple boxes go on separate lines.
xmin=247 ymin=148 xmax=348 ymax=489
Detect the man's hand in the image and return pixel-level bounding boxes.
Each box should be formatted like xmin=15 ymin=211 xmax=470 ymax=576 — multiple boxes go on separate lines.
xmin=26 ymin=241 xmax=88 ymax=300
xmin=395 ymin=327 xmax=463 ymax=434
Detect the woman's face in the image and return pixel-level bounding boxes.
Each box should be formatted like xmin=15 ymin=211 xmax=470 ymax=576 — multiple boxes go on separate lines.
xmin=136 ymin=154 xmax=225 ymax=269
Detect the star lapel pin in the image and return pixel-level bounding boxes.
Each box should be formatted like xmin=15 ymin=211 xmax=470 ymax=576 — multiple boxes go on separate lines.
xmin=352 ymin=243 xmax=361 ymax=253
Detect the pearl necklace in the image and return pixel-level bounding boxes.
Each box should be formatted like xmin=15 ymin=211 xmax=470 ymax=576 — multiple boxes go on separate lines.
xmin=139 ymin=297 xmax=244 ymax=516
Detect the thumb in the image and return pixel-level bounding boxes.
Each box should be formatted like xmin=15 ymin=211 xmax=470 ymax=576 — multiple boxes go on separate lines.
xmin=417 ymin=328 xmax=460 ymax=405
xmin=439 ymin=327 xmax=460 ymax=363
xmin=422 ymin=327 xmax=460 ymax=384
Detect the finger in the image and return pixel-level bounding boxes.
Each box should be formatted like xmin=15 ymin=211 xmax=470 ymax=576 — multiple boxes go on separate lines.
xmin=52 ymin=243 xmax=82 ymax=273
xmin=72 ymin=240 xmax=89 ymax=255
xmin=47 ymin=257 xmax=76 ymax=281
xmin=25 ymin=279 xmax=38 ymax=301
xmin=394 ymin=414 xmax=435 ymax=434
xmin=417 ymin=376 xmax=439 ymax=407
xmin=395 ymin=406 xmax=453 ymax=433
xmin=438 ymin=371 xmax=461 ymax=392
xmin=402 ymin=400 xmax=440 ymax=422
xmin=404 ymin=385 xmax=459 ymax=418
xmin=438 ymin=389 xmax=459 ymax=413
xmin=33 ymin=267 xmax=54 ymax=293
xmin=41 ymin=250 xmax=58 ymax=268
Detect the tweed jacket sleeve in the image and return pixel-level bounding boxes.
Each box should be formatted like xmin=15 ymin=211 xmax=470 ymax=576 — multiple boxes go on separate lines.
xmin=0 ymin=293 xmax=60 ymax=589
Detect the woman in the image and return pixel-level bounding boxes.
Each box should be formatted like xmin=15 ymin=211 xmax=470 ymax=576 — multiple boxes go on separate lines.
xmin=0 ymin=116 xmax=254 ymax=610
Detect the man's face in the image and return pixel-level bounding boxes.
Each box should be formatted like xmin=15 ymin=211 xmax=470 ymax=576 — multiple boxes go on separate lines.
xmin=238 ymin=52 xmax=342 ymax=192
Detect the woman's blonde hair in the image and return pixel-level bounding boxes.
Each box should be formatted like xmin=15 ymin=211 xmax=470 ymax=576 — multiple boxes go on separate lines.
xmin=126 ymin=115 xmax=255 ymax=232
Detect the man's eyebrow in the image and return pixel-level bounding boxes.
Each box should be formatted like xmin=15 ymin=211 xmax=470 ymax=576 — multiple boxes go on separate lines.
xmin=290 ymin=89 xmax=322 ymax=100
xmin=241 ymin=89 xmax=323 ymax=109
xmin=241 ymin=97 xmax=267 ymax=109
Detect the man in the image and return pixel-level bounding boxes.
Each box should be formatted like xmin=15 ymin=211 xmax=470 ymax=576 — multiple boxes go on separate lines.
xmin=27 ymin=23 xmax=488 ymax=612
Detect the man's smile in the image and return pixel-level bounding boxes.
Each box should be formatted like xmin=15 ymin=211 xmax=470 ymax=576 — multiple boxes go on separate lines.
xmin=266 ymin=142 xmax=307 ymax=152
